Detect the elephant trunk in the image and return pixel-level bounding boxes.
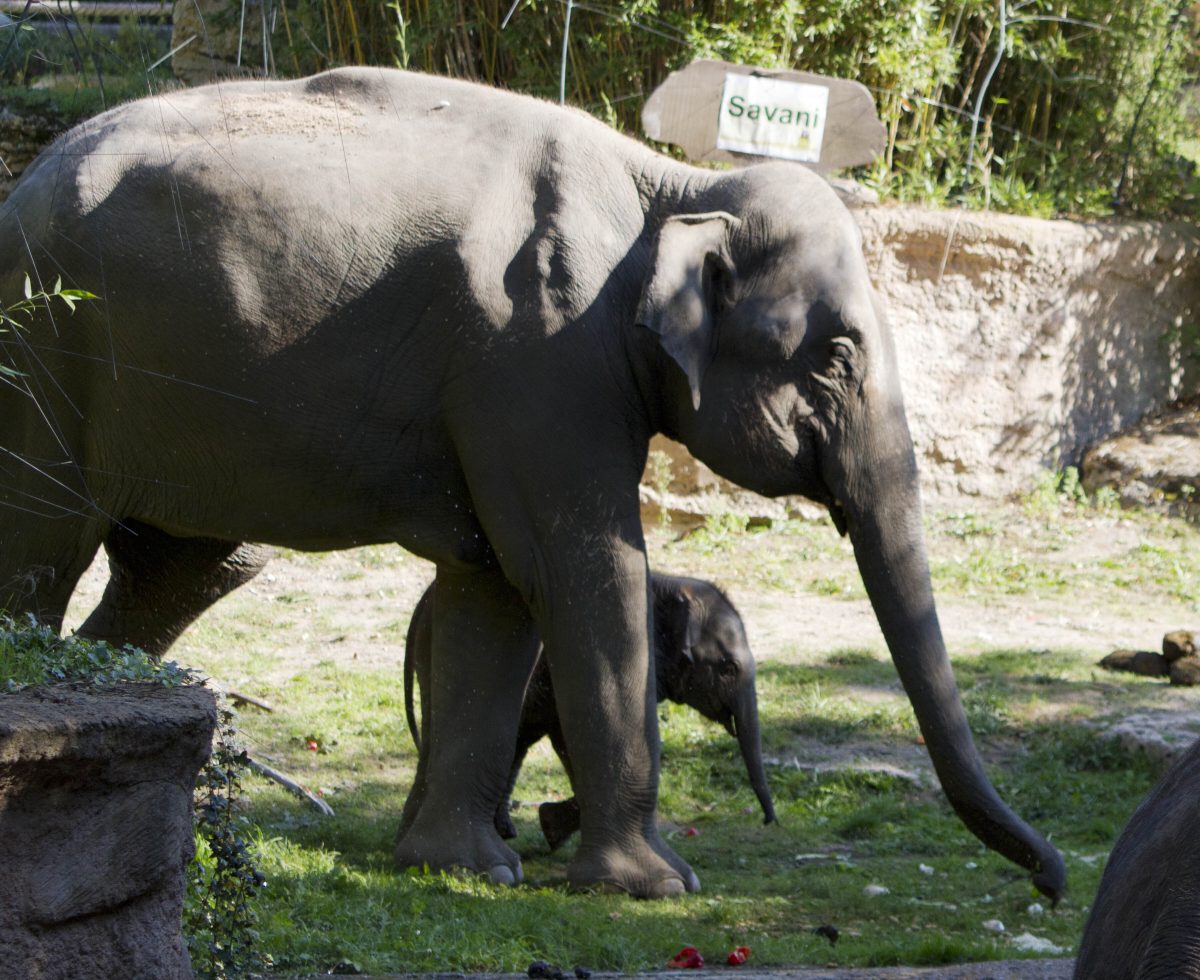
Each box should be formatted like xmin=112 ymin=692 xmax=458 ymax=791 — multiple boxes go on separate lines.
xmin=734 ymin=681 xmax=777 ymax=825
xmin=835 ymin=408 xmax=1065 ymax=901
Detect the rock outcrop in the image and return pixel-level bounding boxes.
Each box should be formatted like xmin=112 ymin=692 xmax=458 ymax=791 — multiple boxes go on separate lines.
xmin=0 ymin=683 xmax=216 ymax=980
xmin=1081 ymin=395 xmax=1200 ymax=518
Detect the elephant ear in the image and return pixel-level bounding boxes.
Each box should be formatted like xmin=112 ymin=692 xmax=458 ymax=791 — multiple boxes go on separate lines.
xmin=636 ymin=212 xmax=741 ymax=410
xmin=675 ymin=587 xmax=705 ymax=663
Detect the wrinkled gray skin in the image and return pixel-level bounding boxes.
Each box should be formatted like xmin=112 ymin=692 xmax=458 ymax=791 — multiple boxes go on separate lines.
xmin=404 ymin=572 xmax=776 ymax=847
xmin=1074 ymin=737 xmax=1200 ymax=979
xmin=0 ymin=68 xmax=1064 ymax=899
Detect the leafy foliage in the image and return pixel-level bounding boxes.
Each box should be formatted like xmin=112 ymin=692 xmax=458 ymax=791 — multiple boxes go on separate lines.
xmin=187 ymin=701 xmax=273 ymax=980
xmin=0 ymin=614 xmax=194 ymax=689
xmin=2 ymin=1 xmax=1196 ymax=215
xmin=270 ymin=0 xmax=1197 ymax=217
xmin=0 ymin=617 xmax=268 ymax=979
xmin=0 ymin=13 xmax=168 ymax=92
xmin=0 ymin=275 xmax=95 ymax=380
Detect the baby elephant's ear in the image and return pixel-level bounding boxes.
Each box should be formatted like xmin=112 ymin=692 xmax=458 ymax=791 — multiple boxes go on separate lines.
xmin=636 ymin=212 xmax=740 ymax=410
xmin=676 ymin=588 xmax=705 ymax=664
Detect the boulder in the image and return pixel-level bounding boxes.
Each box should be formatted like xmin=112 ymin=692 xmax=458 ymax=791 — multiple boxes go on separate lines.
xmin=1099 ymin=649 xmax=1169 ymax=677
xmin=1082 ymin=396 xmax=1200 ymax=517
xmin=0 ymin=683 xmax=216 ymax=980
xmin=1170 ymin=657 xmax=1200 ymax=687
xmin=1164 ymin=630 xmax=1197 ymax=663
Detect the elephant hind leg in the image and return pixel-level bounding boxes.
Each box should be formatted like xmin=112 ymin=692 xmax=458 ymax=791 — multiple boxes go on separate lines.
xmin=395 ymin=566 xmax=540 ymax=886
xmin=0 ymin=511 xmax=104 ymax=632
xmin=77 ymin=519 xmax=270 ymax=657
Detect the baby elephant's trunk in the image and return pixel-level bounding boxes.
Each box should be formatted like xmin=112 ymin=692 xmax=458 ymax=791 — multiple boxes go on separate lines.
xmin=734 ymin=681 xmax=776 ymax=824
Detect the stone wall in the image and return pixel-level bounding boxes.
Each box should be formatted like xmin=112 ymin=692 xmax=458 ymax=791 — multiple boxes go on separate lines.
xmin=0 ymin=105 xmax=70 ymax=204
xmin=859 ymin=207 xmax=1200 ymax=501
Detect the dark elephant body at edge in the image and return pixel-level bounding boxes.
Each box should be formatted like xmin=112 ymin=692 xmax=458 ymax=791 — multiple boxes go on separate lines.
xmin=0 ymin=67 xmax=1063 ymax=899
xmin=1074 ymin=736 xmax=1200 ymax=979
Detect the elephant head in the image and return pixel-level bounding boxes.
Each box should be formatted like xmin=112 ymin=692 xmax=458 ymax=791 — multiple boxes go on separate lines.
xmin=652 ymin=574 xmax=776 ymax=825
xmin=636 ymin=163 xmax=1064 ymax=901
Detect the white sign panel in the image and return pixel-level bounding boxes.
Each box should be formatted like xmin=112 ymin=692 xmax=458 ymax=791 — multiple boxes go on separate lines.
xmin=716 ymin=73 xmax=830 ymax=163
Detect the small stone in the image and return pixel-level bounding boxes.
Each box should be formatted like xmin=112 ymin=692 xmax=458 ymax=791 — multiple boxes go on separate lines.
xmin=1027 ymin=902 xmax=1045 ymax=916
xmin=1099 ymin=649 xmax=1168 ymax=677
xmin=1012 ymin=932 xmax=1065 ymax=954
xmin=965 ymin=861 xmax=978 ymax=869
xmin=919 ymin=863 xmax=934 ymax=875
xmin=1163 ymin=631 xmax=1197 ymax=663
xmin=863 ymin=884 xmax=890 ymax=897
xmin=528 ymin=961 xmax=556 ymax=979
xmin=982 ymin=919 xmax=1005 ymax=933
xmin=1170 ymin=657 xmax=1200 ymax=686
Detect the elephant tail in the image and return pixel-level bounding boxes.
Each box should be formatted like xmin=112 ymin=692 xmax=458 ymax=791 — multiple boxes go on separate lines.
xmin=405 ymin=584 xmax=437 ymax=753
xmin=404 ymin=637 xmax=421 ymax=751
xmin=404 ymin=592 xmax=432 ymax=752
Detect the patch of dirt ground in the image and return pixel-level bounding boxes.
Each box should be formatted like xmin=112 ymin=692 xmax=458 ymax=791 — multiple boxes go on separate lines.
xmin=63 ymin=506 xmax=1195 ymax=680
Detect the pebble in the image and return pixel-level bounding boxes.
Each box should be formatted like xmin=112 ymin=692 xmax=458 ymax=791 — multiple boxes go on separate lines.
xmin=982 ymin=919 xmax=1005 ymax=933
xmin=1012 ymin=932 xmax=1065 ymax=954
xmin=863 ymin=884 xmax=890 ymax=897
xmin=919 ymin=863 xmax=934 ymax=875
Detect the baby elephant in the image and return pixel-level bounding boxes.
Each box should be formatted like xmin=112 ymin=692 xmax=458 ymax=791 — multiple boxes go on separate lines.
xmin=405 ymin=573 xmax=776 ymax=849
xmin=1074 ymin=735 xmax=1200 ymax=979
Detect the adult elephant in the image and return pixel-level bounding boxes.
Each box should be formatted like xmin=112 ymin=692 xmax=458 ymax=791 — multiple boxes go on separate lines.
xmin=0 ymin=68 xmax=1064 ymax=900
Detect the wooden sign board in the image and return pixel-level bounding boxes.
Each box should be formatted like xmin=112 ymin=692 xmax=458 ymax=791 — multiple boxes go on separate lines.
xmin=643 ymin=59 xmax=885 ymax=173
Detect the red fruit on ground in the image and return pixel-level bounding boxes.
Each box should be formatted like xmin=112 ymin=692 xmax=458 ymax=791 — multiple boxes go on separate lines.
xmin=668 ymin=947 xmax=704 ymax=969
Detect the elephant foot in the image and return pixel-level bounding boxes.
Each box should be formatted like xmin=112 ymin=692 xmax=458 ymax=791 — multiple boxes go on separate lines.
xmin=567 ymin=837 xmax=699 ymax=899
xmin=394 ymin=816 xmax=523 ymax=886
xmin=539 ymin=799 xmax=581 ymax=851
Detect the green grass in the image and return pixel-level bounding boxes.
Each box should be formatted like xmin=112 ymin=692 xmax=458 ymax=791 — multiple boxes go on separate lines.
xmin=654 ymin=501 xmax=1200 ymax=615
xmin=84 ymin=501 xmax=1197 ymax=975
xmin=225 ymin=650 xmax=1180 ymax=973
xmin=228 ymin=653 xmax=1168 ymax=975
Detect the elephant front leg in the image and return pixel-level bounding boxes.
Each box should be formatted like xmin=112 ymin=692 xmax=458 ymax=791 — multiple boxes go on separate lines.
xmin=537 ymin=549 xmax=700 ymax=898
xmin=394 ymin=566 xmax=539 ymax=884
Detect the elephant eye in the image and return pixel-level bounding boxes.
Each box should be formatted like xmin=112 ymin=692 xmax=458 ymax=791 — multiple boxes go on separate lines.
xmin=829 ymin=336 xmax=856 ymax=360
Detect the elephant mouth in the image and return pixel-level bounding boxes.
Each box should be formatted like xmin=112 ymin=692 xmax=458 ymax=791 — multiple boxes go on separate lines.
xmin=827 ymin=500 xmax=849 ymax=537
